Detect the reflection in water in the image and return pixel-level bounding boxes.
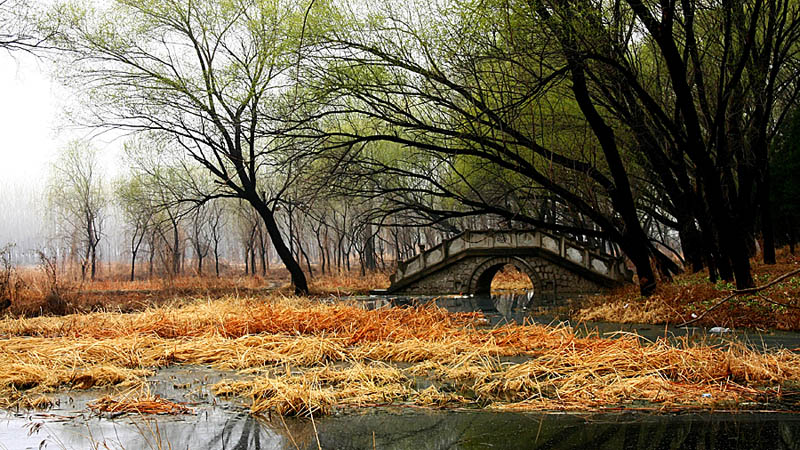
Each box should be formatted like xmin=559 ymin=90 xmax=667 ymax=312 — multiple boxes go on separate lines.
xmin=6 ymin=293 xmax=800 ymax=449
xmin=4 ymin=410 xmax=289 ymax=449
xmin=360 ymin=292 xmax=800 ymax=350
xmin=14 ymin=408 xmax=799 ymax=450
xmin=283 ymin=409 xmax=800 ymax=450
xmin=360 ymin=290 xmax=542 ymax=326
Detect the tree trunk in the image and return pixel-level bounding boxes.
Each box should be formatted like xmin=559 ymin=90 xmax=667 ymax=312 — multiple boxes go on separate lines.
xmin=90 ymin=245 xmax=97 ymax=281
xmin=250 ymin=245 xmax=256 ymax=277
xmin=364 ymin=224 xmax=377 ymax=271
xmin=214 ymin=240 xmax=220 ymax=277
xmin=706 ymin=250 xmax=718 ymax=284
xmin=249 ymin=199 xmax=308 ymax=295
xmin=130 ymin=250 xmax=137 ymax=282
xmin=148 ymin=243 xmax=155 ymax=279
xmin=678 ymin=221 xmax=705 ymax=273
xmin=619 ymin=233 xmax=657 ymax=296
xmin=761 ymin=175 xmax=776 ymax=264
xmin=566 ymin=53 xmax=658 ymax=296
xmin=299 ymin=241 xmax=314 ymax=277
xmin=172 ymin=222 xmax=180 ymax=276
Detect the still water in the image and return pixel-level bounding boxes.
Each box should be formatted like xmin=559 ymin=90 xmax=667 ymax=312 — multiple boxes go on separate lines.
xmin=4 ymin=406 xmax=800 ymax=449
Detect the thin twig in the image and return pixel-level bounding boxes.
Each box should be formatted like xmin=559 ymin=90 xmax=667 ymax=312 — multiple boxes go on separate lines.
xmin=756 ymin=292 xmax=800 ymax=310
xmin=678 ymin=268 xmax=800 ymax=327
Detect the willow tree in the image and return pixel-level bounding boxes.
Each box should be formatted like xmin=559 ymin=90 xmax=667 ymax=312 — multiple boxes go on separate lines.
xmin=47 ymin=140 xmax=106 ymax=281
xmin=536 ymin=0 xmax=800 ymax=287
xmin=52 ymin=0 xmax=314 ymax=293
xmin=0 ymin=0 xmax=54 ymax=52
xmin=301 ymin=0 xmax=663 ymax=294
xmin=302 ymin=0 xmax=800 ymax=292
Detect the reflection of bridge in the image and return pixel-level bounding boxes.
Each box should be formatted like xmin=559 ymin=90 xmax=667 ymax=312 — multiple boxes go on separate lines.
xmin=375 ymin=229 xmax=633 ymax=303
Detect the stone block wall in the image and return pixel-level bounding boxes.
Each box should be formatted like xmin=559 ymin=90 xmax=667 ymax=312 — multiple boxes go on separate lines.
xmin=395 ymin=254 xmax=609 ymax=305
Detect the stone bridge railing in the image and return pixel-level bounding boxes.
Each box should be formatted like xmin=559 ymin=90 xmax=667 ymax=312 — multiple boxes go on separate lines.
xmin=390 ymin=229 xmax=633 ymax=286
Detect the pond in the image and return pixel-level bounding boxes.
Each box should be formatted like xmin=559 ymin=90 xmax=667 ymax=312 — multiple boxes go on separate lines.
xmin=3 ymin=292 xmax=800 ymax=450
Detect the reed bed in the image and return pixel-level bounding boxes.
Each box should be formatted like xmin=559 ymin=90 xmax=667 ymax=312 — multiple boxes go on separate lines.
xmin=577 ymin=249 xmax=800 ymax=330
xmin=0 ymin=295 xmax=798 ymax=416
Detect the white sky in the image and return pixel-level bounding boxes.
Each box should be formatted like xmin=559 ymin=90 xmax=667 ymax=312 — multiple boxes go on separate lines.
xmin=0 ymin=51 xmax=64 ymax=183
xmin=0 ymin=50 xmax=124 ymax=185
xmin=0 ymin=49 xmax=127 ymax=258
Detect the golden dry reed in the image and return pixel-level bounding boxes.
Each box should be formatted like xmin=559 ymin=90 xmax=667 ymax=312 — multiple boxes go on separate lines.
xmin=89 ymin=392 xmax=193 ymax=415
xmin=576 ymin=248 xmax=800 ymax=330
xmin=0 ymin=296 xmax=798 ymax=416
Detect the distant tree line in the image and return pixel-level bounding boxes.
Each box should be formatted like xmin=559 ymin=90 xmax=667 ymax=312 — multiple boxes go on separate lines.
xmin=43 ymin=140 xmax=468 ymax=283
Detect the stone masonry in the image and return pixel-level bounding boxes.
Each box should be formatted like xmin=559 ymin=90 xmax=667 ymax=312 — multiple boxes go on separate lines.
xmin=379 ymin=230 xmax=633 ymax=304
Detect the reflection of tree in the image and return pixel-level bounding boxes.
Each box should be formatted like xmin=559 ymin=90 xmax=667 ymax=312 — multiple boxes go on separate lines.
xmin=272 ymin=410 xmax=800 ymax=450
xmin=45 ymin=407 xmax=800 ymax=449
xmin=127 ymin=412 xmax=289 ymax=449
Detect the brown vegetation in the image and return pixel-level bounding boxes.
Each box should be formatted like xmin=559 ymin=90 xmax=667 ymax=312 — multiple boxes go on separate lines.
xmin=89 ymin=391 xmax=193 ymax=415
xmin=1 ymin=264 xmax=393 ymax=317
xmin=490 ymin=265 xmax=534 ymax=291
xmin=291 ymin=270 xmax=390 ymax=296
xmin=0 ymin=296 xmax=798 ymax=416
xmin=576 ymin=248 xmax=800 ymax=330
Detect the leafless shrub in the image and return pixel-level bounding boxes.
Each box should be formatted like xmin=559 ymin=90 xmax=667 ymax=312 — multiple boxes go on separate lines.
xmin=0 ymin=245 xmax=23 ymax=311
xmin=36 ymin=250 xmax=71 ymax=315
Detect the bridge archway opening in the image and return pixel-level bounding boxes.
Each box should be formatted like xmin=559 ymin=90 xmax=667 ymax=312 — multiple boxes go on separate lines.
xmin=469 ymin=257 xmax=539 ymax=295
xmin=489 ymin=264 xmax=534 ymax=293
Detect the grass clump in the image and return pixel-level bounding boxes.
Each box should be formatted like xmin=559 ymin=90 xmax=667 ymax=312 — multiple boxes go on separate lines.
xmin=89 ymin=386 xmax=193 ymax=415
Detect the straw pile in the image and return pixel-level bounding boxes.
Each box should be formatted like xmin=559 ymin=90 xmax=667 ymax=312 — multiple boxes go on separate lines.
xmin=89 ymin=388 xmax=193 ymax=415
xmin=0 ymin=295 xmax=798 ymax=416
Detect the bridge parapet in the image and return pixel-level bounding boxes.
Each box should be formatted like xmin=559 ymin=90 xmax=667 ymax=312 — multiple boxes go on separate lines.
xmin=388 ymin=229 xmax=632 ymax=293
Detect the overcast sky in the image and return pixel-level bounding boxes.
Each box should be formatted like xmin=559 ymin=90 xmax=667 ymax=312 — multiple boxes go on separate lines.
xmin=0 ymin=49 xmax=125 ymax=183
xmin=0 ymin=49 xmax=125 ymax=256
xmin=0 ymin=51 xmax=64 ymax=183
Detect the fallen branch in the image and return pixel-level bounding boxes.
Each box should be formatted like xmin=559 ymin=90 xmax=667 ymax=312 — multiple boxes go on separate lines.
xmin=678 ymin=268 xmax=800 ymax=327
xmin=756 ymin=293 xmax=800 ymax=311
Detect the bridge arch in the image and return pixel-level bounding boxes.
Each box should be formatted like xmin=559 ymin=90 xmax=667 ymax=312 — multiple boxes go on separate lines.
xmin=467 ymin=256 xmax=542 ymax=295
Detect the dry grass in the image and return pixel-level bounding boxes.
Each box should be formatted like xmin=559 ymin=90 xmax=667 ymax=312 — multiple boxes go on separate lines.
xmin=89 ymin=387 xmax=193 ymax=415
xmin=4 ymin=266 xmax=395 ymax=317
xmin=5 ymin=267 xmax=279 ymax=317
xmin=490 ymin=265 xmax=534 ymax=291
xmin=1 ymin=295 xmax=799 ymax=416
xmin=305 ymin=271 xmax=390 ymax=296
xmin=576 ymin=248 xmax=800 ymax=330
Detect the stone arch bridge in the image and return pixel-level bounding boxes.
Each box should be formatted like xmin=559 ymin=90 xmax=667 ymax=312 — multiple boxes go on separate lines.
xmin=375 ymin=229 xmax=633 ymax=303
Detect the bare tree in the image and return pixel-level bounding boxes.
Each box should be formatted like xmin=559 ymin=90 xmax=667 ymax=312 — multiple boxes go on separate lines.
xmin=115 ymin=174 xmax=152 ymax=281
xmin=47 ymin=140 xmax=106 ymax=281
xmin=51 ymin=0 xmax=318 ymax=293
